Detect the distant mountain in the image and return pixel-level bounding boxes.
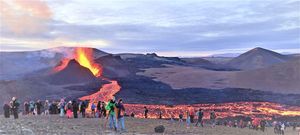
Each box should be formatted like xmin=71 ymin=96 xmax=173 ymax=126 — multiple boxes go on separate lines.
xmin=227 ymin=47 xmax=290 ymax=70
xmin=210 ymin=53 xmax=241 ymax=57
xmin=46 ymin=59 xmax=97 ymax=85
xmin=232 ymin=58 xmax=300 ymax=93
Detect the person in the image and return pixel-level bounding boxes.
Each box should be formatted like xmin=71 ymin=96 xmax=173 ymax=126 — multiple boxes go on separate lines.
xmin=35 ymin=100 xmax=43 ymax=115
xmin=280 ymin=122 xmax=285 ymax=135
xmin=72 ymin=100 xmax=79 ymax=118
xmin=58 ymin=98 xmax=65 ymax=117
xmin=210 ymin=110 xmax=217 ymax=127
xmin=179 ymin=112 xmax=183 ymax=123
xmin=97 ymin=101 xmax=102 ymax=118
xmin=144 ymin=106 xmax=148 ymax=118
xmin=44 ymin=100 xmax=50 ymax=115
xmin=101 ymin=102 xmax=106 ymax=118
xmin=80 ymin=101 xmax=86 ymax=118
xmin=158 ymin=110 xmax=162 ymax=119
xmin=3 ymin=103 xmax=10 ymax=118
xmin=11 ymin=97 xmax=20 ymax=119
xmin=49 ymin=101 xmax=56 ymax=114
xmin=24 ymin=101 xmax=30 ymax=115
xmin=91 ymin=102 xmax=96 ymax=118
xmin=186 ymin=111 xmax=191 ymax=127
xmin=189 ymin=107 xmax=195 ymax=123
xmin=195 ymin=109 xmax=204 ymax=127
xmin=130 ymin=112 xmax=135 ymax=117
xmin=260 ymin=120 xmax=266 ymax=132
xmin=29 ymin=101 xmax=35 ymax=115
xmin=116 ymin=98 xmax=126 ymax=131
xmin=105 ymin=99 xmax=117 ymax=130
xmin=65 ymin=101 xmax=73 ymax=118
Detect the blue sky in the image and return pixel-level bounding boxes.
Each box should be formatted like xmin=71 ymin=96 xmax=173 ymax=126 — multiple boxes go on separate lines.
xmin=0 ymin=0 xmax=299 ymax=56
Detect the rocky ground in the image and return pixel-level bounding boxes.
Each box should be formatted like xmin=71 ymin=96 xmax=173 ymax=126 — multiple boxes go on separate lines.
xmin=0 ymin=115 xmax=299 ymax=135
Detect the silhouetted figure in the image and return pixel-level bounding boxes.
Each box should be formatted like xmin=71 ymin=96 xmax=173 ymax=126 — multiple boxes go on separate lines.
xmin=101 ymin=102 xmax=106 ymax=117
xmin=179 ymin=113 xmax=183 ymax=122
xmin=158 ymin=111 xmax=162 ymax=119
xmin=3 ymin=103 xmax=10 ymax=118
xmin=97 ymin=101 xmax=102 ymax=118
xmin=24 ymin=102 xmax=29 ymax=115
xmin=35 ymin=100 xmax=43 ymax=115
xmin=80 ymin=101 xmax=86 ymax=118
xmin=130 ymin=112 xmax=135 ymax=117
xmin=72 ymin=100 xmax=79 ymax=118
xmin=144 ymin=107 xmax=148 ymax=118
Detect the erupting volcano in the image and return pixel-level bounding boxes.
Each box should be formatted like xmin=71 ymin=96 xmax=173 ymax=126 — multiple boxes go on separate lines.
xmin=53 ymin=47 xmax=122 ymax=107
xmin=51 ymin=47 xmax=300 ymax=120
xmin=54 ymin=48 xmax=103 ymax=77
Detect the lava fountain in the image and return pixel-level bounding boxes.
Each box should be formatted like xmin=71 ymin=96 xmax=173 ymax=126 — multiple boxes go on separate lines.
xmin=53 ymin=47 xmax=102 ymax=77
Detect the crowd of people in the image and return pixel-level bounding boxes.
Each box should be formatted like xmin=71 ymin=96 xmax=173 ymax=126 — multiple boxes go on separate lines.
xmin=2 ymin=97 xmax=299 ymax=134
xmin=3 ymin=96 xmax=127 ymax=132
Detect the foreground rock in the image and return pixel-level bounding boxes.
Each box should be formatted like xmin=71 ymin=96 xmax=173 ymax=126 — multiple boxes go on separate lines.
xmin=0 ymin=115 xmax=298 ymax=135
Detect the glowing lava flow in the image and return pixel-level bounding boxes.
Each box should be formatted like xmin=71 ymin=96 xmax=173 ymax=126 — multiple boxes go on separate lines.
xmin=80 ymin=80 xmax=121 ymax=102
xmin=123 ymin=102 xmax=300 ymax=120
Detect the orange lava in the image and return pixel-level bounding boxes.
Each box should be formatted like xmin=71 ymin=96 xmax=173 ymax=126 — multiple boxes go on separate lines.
xmin=75 ymin=48 xmax=102 ymax=77
xmin=53 ymin=58 xmax=70 ymax=72
xmin=80 ymin=80 xmax=121 ymax=103
xmin=123 ymin=102 xmax=300 ymax=120
xmin=53 ymin=47 xmax=102 ymax=77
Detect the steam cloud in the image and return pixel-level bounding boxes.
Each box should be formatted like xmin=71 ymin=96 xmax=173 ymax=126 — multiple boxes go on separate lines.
xmin=0 ymin=0 xmax=52 ymax=35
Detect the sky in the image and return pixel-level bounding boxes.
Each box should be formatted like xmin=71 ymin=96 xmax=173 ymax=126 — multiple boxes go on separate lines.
xmin=0 ymin=0 xmax=299 ymax=57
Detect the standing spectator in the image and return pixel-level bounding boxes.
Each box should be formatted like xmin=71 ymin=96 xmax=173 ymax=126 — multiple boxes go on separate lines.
xmin=101 ymin=102 xmax=106 ymax=118
xmin=72 ymin=100 xmax=79 ymax=118
xmin=44 ymin=100 xmax=50 ymax=115
xmin=105 ymin=99 xmax=117 ymax=130
xmin=210 ymin=110 xmax=217 ymax=127
xmin=97 ymin=101 xmax=102 ymax=118
xmin=11 ymin=97 xmax=20 ymax=119
xmin=80 ymin=101 xmax=87 ymax=118
xmin=281 ymin=122 xmax=285 ymax=135
xmin=189 ymin=107 xmax=195 ymax=123
xmin=179 ymin=112 xmax=183 ymax=123
xmin=35 ymin=100 xmax=43 ymax=115
xmin=91 ymin=102 xmax=96 ymax=118
xmin=195 ymin=109 xmax=204 ymax=127
xmin=59 ymin=98 xmax=65 ymax=117
xmin=24 ymin=101 xmax=30 ymax=115
xmin=158 ymin=110 xmax=162 ymax=119
xmin=116 ymin=99 xmax=126 ymax=131
xmin=29 ymin=101 xmax=35 ymax=115
xmin=3 ymin=102 xmax=10 ymax=118
xmin=65 ymin=101 xmax=73 ymax=118
xmin=186 ymin=111 xmax=191 ymax=127
xmin=144 ymin=106 xmax=148 ymax=118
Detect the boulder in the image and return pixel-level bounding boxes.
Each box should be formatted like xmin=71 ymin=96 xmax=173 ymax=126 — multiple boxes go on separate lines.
xmin=154 ymin=125 xmax=165 ymax=133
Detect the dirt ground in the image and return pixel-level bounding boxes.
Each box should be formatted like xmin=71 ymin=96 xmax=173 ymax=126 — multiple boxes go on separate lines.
xmin=0 ymin=115 xmax=299 ymax=135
